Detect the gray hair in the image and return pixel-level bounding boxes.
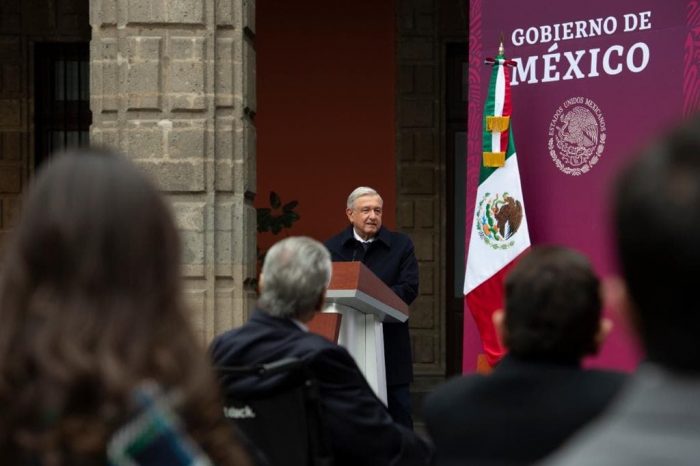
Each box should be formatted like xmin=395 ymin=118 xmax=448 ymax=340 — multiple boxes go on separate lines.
xmin=258 ymin=236 xmax=332 ymax=319
xmin=346 ymin=186 xmax=383 ymax=210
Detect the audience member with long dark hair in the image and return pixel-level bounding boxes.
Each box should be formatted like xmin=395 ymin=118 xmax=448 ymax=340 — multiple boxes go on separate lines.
xmin=0 ymin=148 xmax=250 ymax=465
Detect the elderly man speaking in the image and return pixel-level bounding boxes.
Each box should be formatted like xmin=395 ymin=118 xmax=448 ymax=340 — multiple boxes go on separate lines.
xmin=325 ymin=187 xmax=419 ymax=429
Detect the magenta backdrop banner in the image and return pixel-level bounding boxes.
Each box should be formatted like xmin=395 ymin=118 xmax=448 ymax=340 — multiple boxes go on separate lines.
xmin=464 ymin=0 xmax=700 ymax=372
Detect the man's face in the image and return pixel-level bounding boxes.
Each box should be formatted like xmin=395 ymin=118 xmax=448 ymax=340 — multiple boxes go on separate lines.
xmin=346 ymin=194 xmax=383 ymax=240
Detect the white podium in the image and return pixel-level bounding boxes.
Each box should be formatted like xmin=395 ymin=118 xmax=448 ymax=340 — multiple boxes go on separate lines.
xmin=320 ymin=262 xmax=409 ymax=406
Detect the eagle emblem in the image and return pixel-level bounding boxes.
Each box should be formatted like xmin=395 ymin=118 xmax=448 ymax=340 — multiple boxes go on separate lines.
xmin=548 ymin=97 xmax=607 ymax=176
xmin=475 ymin=192 xmax=523 ymax=249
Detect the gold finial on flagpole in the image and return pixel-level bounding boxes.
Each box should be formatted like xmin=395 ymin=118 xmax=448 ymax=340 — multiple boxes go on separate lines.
xmin=499 ymin=32 xmax=505 ymax=56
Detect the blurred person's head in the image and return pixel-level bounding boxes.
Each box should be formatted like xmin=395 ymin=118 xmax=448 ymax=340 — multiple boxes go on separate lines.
xmin=496 ymin=246 xmax=606 ymax=363
xmin=258 ymin=236 xmax=331 ymax=322
xmin=614 ymin=116 xmax=700 ymax=373
xmin=0 ymin=148 xmax=248 ymax=464
xmin=346 ymin=187 xmax=383 ymax=241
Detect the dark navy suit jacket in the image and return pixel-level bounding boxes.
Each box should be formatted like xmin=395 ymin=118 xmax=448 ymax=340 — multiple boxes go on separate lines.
xmin=423 ymin=355 xmax=627 ymax=466
xmin=210 ymin=310 xmax=431 ymax=466
xmin=325 ymin=226 xmax=419 ymax=385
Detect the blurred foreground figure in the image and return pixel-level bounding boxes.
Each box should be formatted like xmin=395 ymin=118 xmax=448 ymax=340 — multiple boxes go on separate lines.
xmin=0 ymin=149 xmax=250 ymax=466
xmin=547 ymin=117 xmax=700 ymax=465
xmin=424 ymin=246 xmax=626 ymax=466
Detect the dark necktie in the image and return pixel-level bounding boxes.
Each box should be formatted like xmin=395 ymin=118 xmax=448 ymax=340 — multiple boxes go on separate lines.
xmin=353 ymin=240 xmax=368 ymax=262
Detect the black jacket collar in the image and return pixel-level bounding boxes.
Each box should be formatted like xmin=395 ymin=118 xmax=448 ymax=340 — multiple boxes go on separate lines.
xmin=339 ymin=225 xmax=392 ymax=248
xmin=250 ymin=308 xmax=304 ymax=332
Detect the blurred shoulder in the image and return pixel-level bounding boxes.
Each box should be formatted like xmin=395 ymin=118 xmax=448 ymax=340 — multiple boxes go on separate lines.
xmin=424 ymin=374 xmax=486 ymax=411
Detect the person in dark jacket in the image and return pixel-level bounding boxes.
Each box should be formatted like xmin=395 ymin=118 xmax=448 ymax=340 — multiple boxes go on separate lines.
xmin=211 ymin=236 xmax=431 ymax=466
xmin=423 ymin=246 xmax=627 ymax=466
xmin=325 ymin=186 xmax=419 ymax=429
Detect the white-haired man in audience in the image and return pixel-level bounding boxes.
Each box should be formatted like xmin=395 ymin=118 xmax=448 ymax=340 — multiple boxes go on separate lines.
xmin=211 ymin=236 xmax=431 ymax=466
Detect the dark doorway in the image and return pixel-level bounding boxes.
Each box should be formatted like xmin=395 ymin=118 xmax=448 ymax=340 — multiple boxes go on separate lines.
xmin=445 ymin=42 xmax=468 ymax=376
xmin=34 ymin=42 xmax=91 ymax=168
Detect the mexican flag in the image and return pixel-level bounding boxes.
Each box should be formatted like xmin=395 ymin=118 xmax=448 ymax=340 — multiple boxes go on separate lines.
xmin=464 ymin=45 xmax=531 ymax=368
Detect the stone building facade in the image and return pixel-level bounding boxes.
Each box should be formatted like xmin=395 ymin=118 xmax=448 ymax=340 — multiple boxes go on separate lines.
xmin=90 ymin=0 xmax=258 ymax=341
xmin=0 ymin=0 xmax=258 ymax=342
xmin=396 ymin=0 xmax=467 ymax=403
xmin=0 ymin=1 xmax=468 ymax=403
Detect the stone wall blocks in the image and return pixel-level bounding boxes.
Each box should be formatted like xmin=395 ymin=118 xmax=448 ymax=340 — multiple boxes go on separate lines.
xmin=414 ymin=198 xmax=435 ymax=228
xmin=2 ymin=64 xmax=21 ymax=93
xmin=0 ymin=164 xmax=21 ymax=194
xmin=91 ymin=124 xmax=119 ymax=151
xmin=0 ymin=17 xmax=20 ymax=34
xmin=399 ymin=37 xmax=434 ymax=61
xmin=183 ymin=288 xmax=207 ymax=340
xmin=398 ymin=199 xmax=414 ymax=228
xmin=398 ymin=130 xmax=415 ymax=161
xmin=397 ymin=0 xmax=443 ymax=378
xmin=215 ymin=287 xmax=237 ymax=330
xmin=399 ymin=130 xmax=436 ymax=162
xmin=168 ymin=0 xmax=205 ymax=25
xmin=0 ymin=132 xmax=22 ymax=161
xmin=214 ymin=117 xmax=237 ymax=192
xmin=126 ymin=36 xmax=163 ymax=111
xmin=399 ymin=98 xmax=434 ymax=128
xmin=0 ymin=100 xmax=21 ymax=128
xmin=135 ymin=160 xmax=205 ymax=192
xmin=126 ymin=0 xmax=204 ymax=25
xmin=98 ymin=38 xmax=119 ymax=111
xmin=243 ymin=38 xmax=256 ymax=114
xmin=414 ymin=130 xmax=436 ymax=161
xmin=126 ymin=121 xmax=163 ymax=159
xmin=412 ymin=0 xmax=435 ymax=14
xmin=215 ymin=38 xmax=235 ymax=107
xmin=398 ymin=65 xmax=413 ymax=94
xmin=400 ymin=165 xmax=435 ymax=194
xmin=180 ymin=229 xmax=206 ymax=270
xmin=91 ymin=0 xmax=256 ymax=342
xmin=409 ymin=296 xmax=435 ymax=329
xmin=415 ymin=14 xmax=435 ymax=35
xmin=216 ymin=0 xmax=235 ymax=27
xmin=419 ymin=263 xmax=434 ymax=295
xmin=215 ymin=229 xmax=233 ymax=277
xmin=168 ymin=120 xmax=206 ymax=159
xmin=412 ymin=333 xmax=436 ymax=364
xmin=413 ymin=65 xmax=434 ymax=93
xmin=0 ymin=38 xmax=20 ymax=61
xmin=172 ymin=201 xmax=206 ymax=232
xmin=91 ymin=0 xmax=117 ymax=26
xmin=238 ymin=119 xmax=255 ymax=192
xmin=411 ymin=231 xmax=435 ymax=261
xmin=1 ymin=197 xmax=21 ymax=229
xmin=243 ymin=0 xmax=255 ymax=33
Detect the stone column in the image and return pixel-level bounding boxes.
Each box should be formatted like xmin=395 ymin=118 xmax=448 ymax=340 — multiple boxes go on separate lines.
xmin=90 ymin=0 xmax=257 ymax=342
xmin=396 ymin=0 xmax=443 ymax=376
